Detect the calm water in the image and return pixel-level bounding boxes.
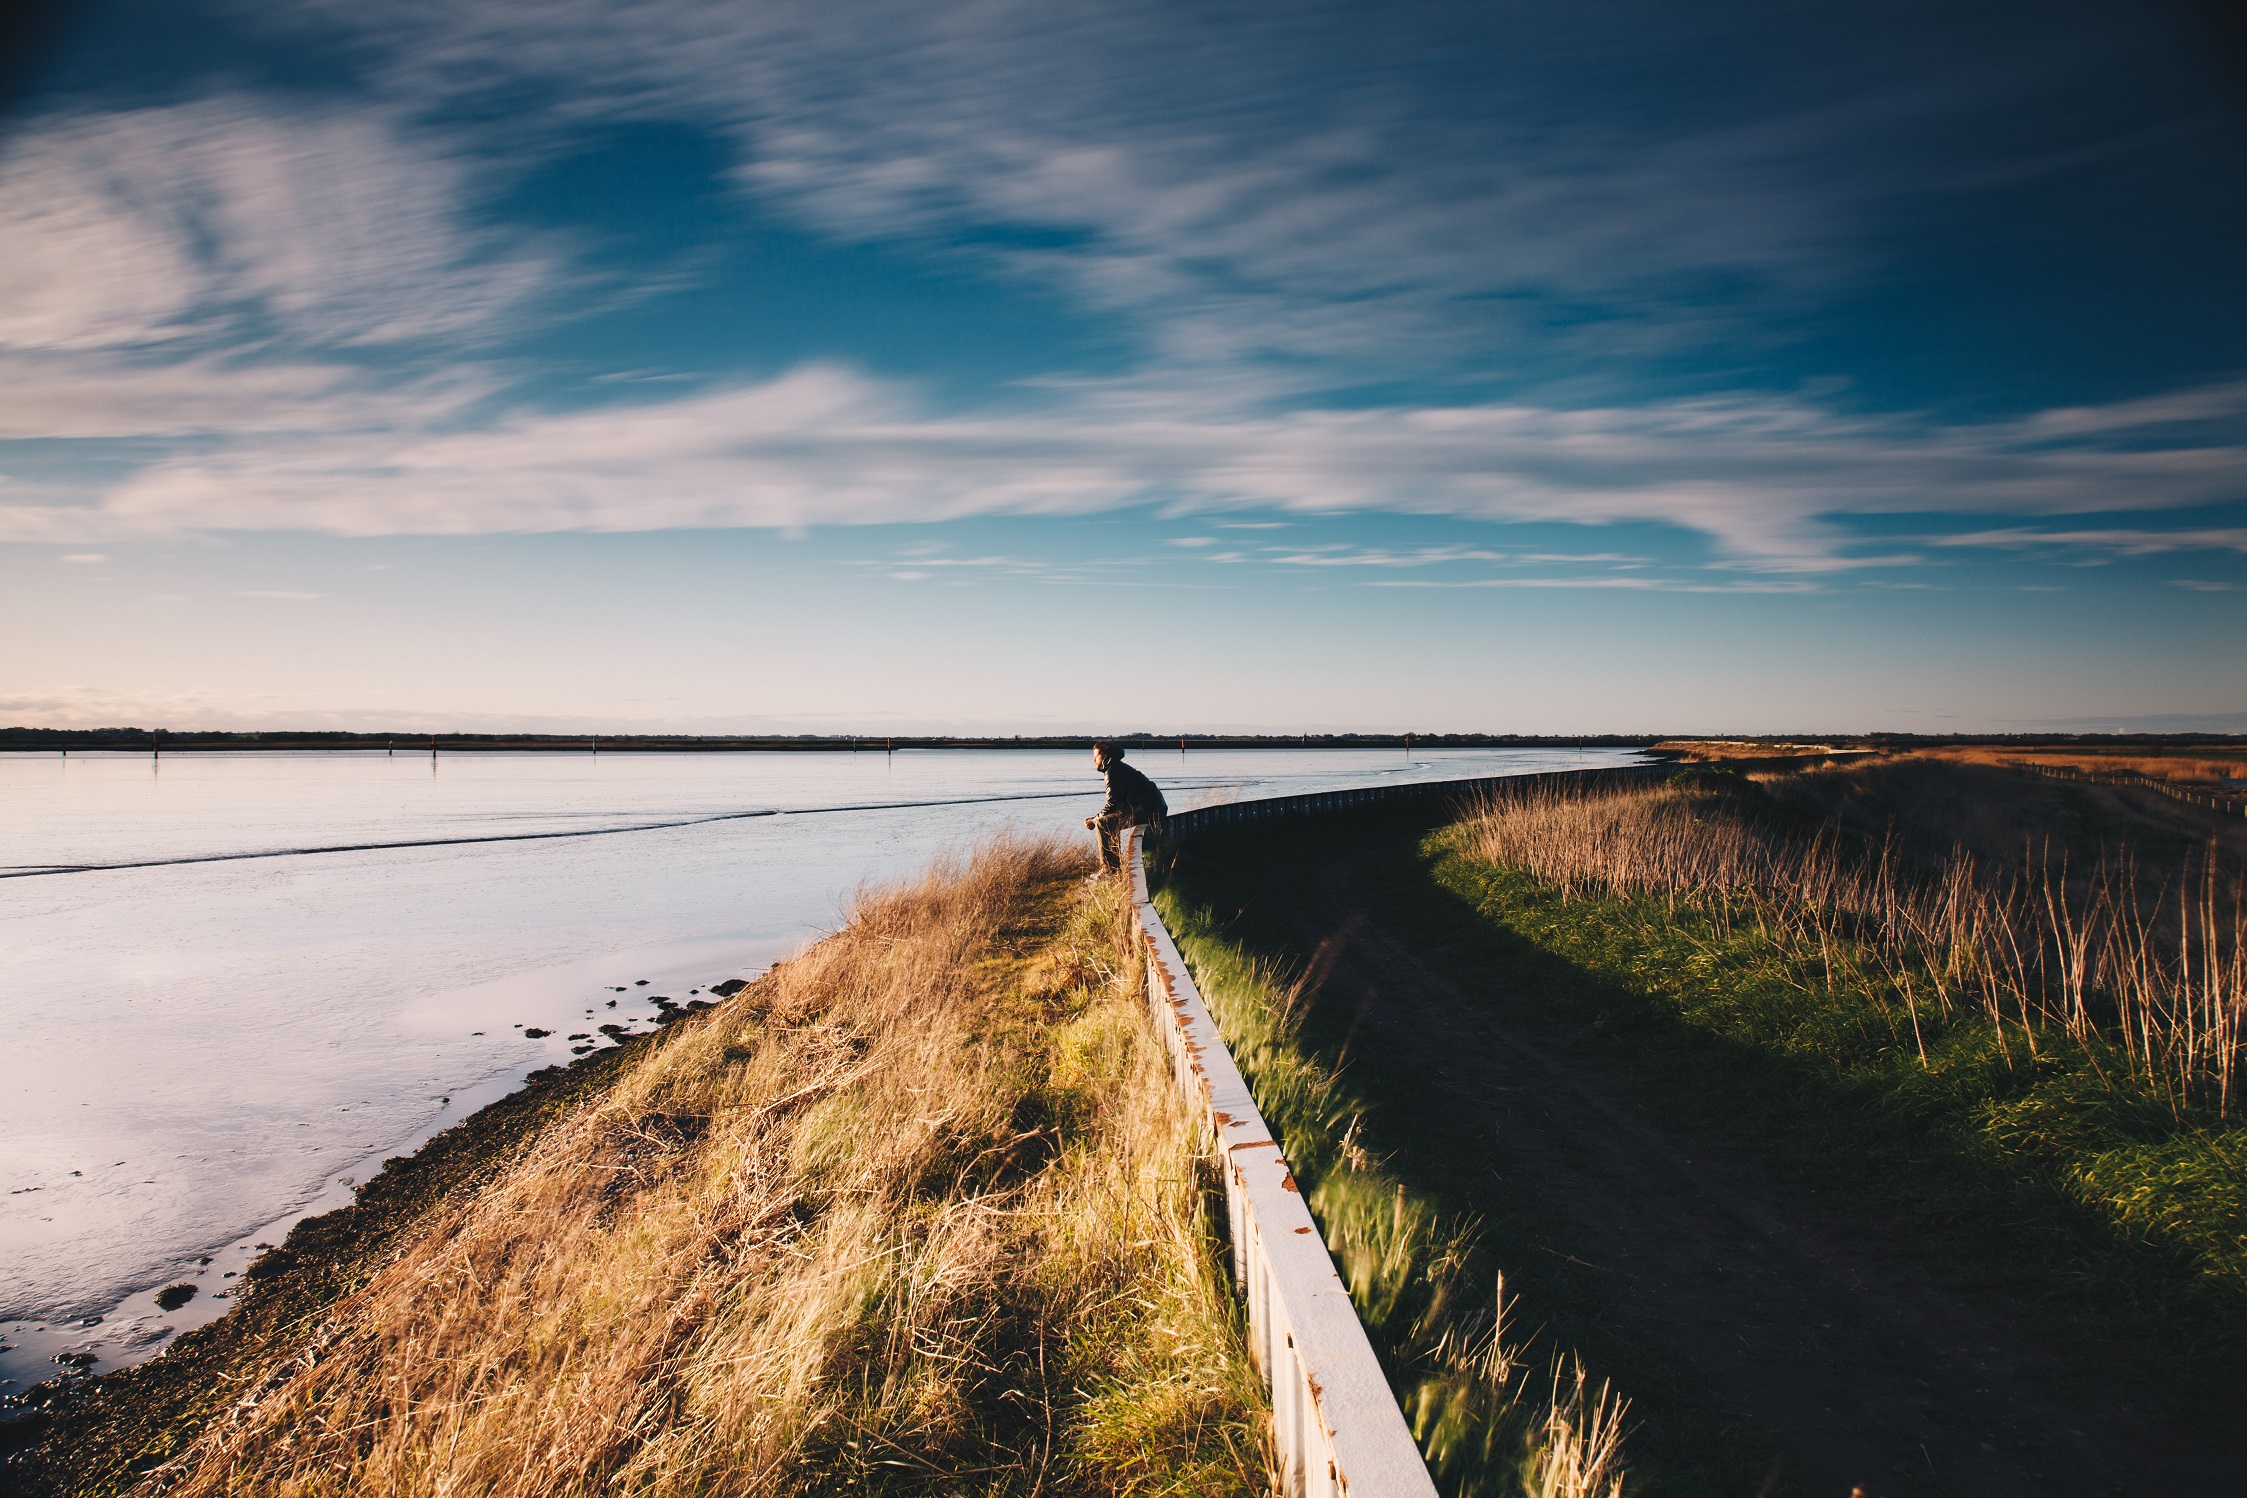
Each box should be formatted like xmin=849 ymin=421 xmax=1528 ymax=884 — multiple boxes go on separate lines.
xmin=0 ymin=745 xmax=1639 ymax=1394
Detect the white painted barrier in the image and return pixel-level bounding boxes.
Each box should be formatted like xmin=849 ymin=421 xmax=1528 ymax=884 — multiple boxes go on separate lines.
xmin=1122 ymin=828 xmax=1441 ymax=1498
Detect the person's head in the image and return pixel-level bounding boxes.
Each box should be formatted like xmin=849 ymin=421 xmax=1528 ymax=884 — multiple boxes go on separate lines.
xmin=1092 ymin=740 xmax=1122 ymax=770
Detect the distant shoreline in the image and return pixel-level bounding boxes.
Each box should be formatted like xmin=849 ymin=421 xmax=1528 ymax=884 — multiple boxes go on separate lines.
xmin=6 ymin=728 xmax=2244 ymax=754
xmin=2 ymin=729 xmax=1653 ymax=752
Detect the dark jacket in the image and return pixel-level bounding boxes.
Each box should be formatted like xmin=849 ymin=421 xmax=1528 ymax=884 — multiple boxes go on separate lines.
xmin=1099 ymin=758 xmax=1168 ymax=823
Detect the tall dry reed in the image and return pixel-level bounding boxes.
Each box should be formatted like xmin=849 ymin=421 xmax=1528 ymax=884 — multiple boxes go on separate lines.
xmin=136 ymin=836 xmax=1265 ymax=1497
xmin=1463 ymin=778 xmax=2247 ymax=1114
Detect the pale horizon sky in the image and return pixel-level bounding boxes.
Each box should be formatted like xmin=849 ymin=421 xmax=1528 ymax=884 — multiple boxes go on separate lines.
xmin=3 ymin=1 xmax=2243 ymax=735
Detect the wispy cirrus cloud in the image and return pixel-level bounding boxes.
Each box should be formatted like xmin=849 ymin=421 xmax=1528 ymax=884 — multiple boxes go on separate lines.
xmin=0 ymin=97 xmax=554 ymax=357
xmin=1933 ymin=524 xmax=2247 ymax=557
xmin=1366 ymin=576 xmax=1818 ymax=594
xmin=6 ymin=362 xmax=2242 ymax=569
xmin=250 ymin=0 xmax=2182 ymax=379
xmin=1263 ymin=545 xmax=1522 ymax=568
xmin=4 ymin=1 xmax=2239 ymax=585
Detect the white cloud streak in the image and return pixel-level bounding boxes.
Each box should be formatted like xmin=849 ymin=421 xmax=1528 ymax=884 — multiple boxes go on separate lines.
xmin=248 ymin=0 xmax=2150 ymax=376
xmin=1933 ymin=525 xmax=2247 ymax=557
xmin=6 ymin=364 xmax=2241 ymax=566
xmin=0 ymin=99 xmax=549 ymax=355
xmin=3 ymin=5 xmax=2237 ymax=572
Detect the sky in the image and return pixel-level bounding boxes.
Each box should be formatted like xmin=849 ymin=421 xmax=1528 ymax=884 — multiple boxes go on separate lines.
xmin=1 ymin=0 xmax=2243 ymax=735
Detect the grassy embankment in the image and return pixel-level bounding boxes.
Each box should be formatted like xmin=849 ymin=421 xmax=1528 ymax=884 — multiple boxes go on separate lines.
xmin=1153 ymin=755 xmax=2247 ymax=1496
xmin=9 ymin=838 xmax=1266 ymax=1498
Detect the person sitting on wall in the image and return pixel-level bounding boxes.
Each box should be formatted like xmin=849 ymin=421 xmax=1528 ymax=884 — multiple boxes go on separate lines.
xmin=1085 ymin=740 xmax=1168 ymax=873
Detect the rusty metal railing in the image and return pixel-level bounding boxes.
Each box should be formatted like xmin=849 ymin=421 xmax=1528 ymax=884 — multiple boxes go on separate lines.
xmin=1123 ymin=827 xmax=1439 ymax=1498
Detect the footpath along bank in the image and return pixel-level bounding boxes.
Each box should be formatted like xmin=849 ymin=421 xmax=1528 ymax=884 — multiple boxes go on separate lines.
xmin=1149 ymin=756 xmax=2247 ymax=1498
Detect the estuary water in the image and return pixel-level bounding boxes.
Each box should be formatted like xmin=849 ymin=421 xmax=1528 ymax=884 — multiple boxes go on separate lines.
xmin=0 ymin=745 xmax=1640 ymax=1395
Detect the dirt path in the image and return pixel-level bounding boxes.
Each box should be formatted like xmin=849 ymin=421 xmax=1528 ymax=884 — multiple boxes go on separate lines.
xmin=1291 ymin=848 xmax=2223 ymax=1498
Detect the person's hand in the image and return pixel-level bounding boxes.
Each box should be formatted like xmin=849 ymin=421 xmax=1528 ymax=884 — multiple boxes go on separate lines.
xmin=1083 ymin=815 xmax=1096 ymax=829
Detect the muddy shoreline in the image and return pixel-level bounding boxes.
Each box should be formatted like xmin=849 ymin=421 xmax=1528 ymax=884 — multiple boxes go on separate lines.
xmin=0 ymin=1000 xmax=719 ymax=1498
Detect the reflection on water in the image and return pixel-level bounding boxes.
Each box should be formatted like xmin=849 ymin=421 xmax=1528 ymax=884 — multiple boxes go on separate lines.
xmin=0 ymin=745 xmax=1639 ymax=1394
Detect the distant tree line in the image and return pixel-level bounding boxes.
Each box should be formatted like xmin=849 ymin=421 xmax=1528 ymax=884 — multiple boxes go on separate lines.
xmin=2 ymin=727 xmax=2238 ymax=753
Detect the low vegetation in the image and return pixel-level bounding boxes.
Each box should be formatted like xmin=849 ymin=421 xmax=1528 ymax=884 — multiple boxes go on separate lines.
xmin=16 ymin=837 xmax=1266 ymax=1497
xmin=1152 ymin=754 xmax=2247 ymax=1492
xmin=1918 ymin=742 xmax=2247 ymax=788
xmin=1152 ymin=879 xmax=1631 ymax=1498
xmin=1442 ymin=766 xmax=2247 ymax=1363
xmin=1466 ymin=770 xmax=2245 ymax=1112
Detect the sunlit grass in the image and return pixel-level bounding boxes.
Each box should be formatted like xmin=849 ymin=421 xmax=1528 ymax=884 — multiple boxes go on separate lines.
xmin=142 ymin=836 xmax=1267 ymax=1498
xmin=1462 ymin=774 xmax=2246 ymax=1113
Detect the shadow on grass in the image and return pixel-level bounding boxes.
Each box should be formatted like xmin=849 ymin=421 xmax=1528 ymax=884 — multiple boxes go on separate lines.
xmin=1156 ymin=810 xmax=1787 ymax=1498
xmin=1154 ymin=803 xmax=2247 ymax=1497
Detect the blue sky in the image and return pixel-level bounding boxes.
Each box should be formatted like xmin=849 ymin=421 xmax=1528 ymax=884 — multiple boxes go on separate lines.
xmin=2 ymin=0 xmax=2243 ymax=733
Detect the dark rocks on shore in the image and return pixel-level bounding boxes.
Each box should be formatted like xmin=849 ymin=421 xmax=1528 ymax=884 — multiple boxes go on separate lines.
xmin=522 ymin=1028 xmax=551 ymax=1039
xmin=709 ymin=978 xmax=750 ymax=997
xmin=152 ymin=1285 xmax=195 ymax=1313
xmin=5 ymin=1032 xmax=670 ymax=1487
xmin=243 ymin=1249 xmax=294 ymax=1281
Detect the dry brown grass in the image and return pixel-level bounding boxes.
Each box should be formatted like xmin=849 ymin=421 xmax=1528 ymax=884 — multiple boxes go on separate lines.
xmin=1650 ymin=740 xmax=1841 ymax=762
xmin=1916 ymin=745 xmax=2247 ymax=786
xmin=1464 ymin=777 xmax=2247 ymax=1114
xmin=137 ymin=836 xmax=1266 ymax=1498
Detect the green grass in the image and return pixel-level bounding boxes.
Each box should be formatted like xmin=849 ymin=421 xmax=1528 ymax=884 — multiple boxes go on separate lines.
xmin=1421 ymin=823 xmax=2247 ymax=1362
xmin=1154 ymin=824 xmax=1713 ymax=1498
xmin=1151 ymin=804 xmax=2247 ymax=1496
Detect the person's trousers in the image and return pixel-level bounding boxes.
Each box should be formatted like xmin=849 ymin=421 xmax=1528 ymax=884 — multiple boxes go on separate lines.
xmin=1094 ymin=811 xmax=1155 ymax=871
